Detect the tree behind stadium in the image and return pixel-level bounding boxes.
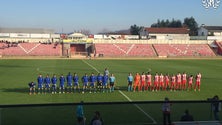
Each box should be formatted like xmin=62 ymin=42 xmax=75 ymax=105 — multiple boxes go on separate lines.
xmin=130 ymin=24 xmax=143 ymax=35
xmin=183 ymin=17 xmax=198 ymax=36
xmin=150 ymin=17 xmax=198 ymax=36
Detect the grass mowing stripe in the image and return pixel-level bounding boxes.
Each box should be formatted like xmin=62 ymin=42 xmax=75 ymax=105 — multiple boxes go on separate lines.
xmin=118 ymin=90 xmax=157 ymax=124
xmin=82 ymin=59 xmax=157 ymax=124
xmin=36 ymin=67 xmax=54 ymax=74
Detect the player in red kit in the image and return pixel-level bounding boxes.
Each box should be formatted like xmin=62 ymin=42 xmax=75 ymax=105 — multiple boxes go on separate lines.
xmin=159 ymin=73 xmax=164 ymax=91
xmin=194 ymin=72 xmax=201 ymax=91
xmin=176 ymin=72 xmax=182 ymax=90
xmin=140 ymin=72 xmax=146 ymax=91
xmin=152 ymin=72 xmax=159 ymax=92
xmin=182 ymin=72 xmax=187 ymax=90
xmin=187 ymin=75 xmax=193 ymax=91
xmin=145 ymin=72 xmax=152 ymax=91
xmin=164 ymin=73 xmax=170 ymax=91
xmin=170 ymin=74 xmax=176 ymax=91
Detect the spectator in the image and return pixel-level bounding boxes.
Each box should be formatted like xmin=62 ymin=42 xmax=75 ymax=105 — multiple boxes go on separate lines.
xmin=90 ymin=111 xmax=104 ymax=125
xmin=212 ymin=95 xmax=220 ymax=120
xmin=180 ymin=109 xmax=194 ymax=121
xmin=76 ymin=101 xmax=86 ymax=125
xmin=162 ymin=97 xmax=172 ymax=125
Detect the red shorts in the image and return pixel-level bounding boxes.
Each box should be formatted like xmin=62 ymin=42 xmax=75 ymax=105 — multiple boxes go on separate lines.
xmin=165 ymin=81 xmax=169 ymax=86
xmin=159 ymin=82 xmax=164 ymax=86
xmin=182 ymin=80 xmax=186 ymax=84
xmin=154 ymin=81 xmax=158 ymax=86
xmin=147 ymin=81 xmax=151 ymax=86
xmin=141 ymin=81 xmax=145 ymax=86
xmin=196 ymin=81 xmax=200 ymax=86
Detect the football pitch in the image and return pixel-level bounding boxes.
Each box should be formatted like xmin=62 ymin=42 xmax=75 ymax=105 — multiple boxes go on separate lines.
xmin=0 ymin=59 xmax=222 ymax=125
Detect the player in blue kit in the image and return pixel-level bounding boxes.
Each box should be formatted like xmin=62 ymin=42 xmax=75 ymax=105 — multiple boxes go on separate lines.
xmin=102 ymin=74 xmax=109 ymax=93
xmin=59 ymin=74 xmax=66 ymax=94
xmin=81 ymin=73 xmax=89 ymax=94
xmin=73 ymin=73 xmax=80 ymax=93
xmin=28 ymin=81 xmax=36 ymax=95
xmin=51 ymin=74 xmax=57 ymax=94
xmin=37 ymin=74 xmax=44 ymax=94
xmin=89 ymin=73 xmax=97 ymax=93
xmin=127 ymin=73 xmax=133 ymax=92
xmin=97 ymin=73 xmax=103 ymax=92
xmin=109 ymin=73 xmax=116 ymax=92
xmin=44 ymin=74 xmax=51 ymax=94
xmin=66 ymin=72 xmax=73 ymax=93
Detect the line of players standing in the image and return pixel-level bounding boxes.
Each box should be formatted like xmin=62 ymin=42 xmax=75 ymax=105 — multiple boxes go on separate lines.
xmin=127 ymin=72 xmax=201 ymax=92
xmin=28 ymin=68 xmax=116 ymax=95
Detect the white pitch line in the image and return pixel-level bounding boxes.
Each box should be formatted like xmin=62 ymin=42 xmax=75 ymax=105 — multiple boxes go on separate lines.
xmin=82 ymin=59 xmax=157 ymax=124
xmin=118 ymin=90 xmax=133 ymax=102
xmin=82 ymin=60 xmax=100 ymax=73
xmin=118 ymin=90 xmax=157 ymax=124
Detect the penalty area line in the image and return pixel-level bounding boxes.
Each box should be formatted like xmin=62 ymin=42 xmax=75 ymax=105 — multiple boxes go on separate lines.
xmin=118 ymin=90 xmax=157 ymax=124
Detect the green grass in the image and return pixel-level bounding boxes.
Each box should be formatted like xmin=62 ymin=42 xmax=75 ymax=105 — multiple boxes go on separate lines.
xmin=0 ymin=59 xmax=222 ymax=125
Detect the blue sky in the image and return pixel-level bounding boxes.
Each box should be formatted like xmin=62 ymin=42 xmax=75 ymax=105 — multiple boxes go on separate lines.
xmin=0 ymin=0 xmax=221 ymax=33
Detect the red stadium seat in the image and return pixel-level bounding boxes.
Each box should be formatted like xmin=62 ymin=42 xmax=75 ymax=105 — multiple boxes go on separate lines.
xmin=1 ymin=43 xmax=61 ymax=56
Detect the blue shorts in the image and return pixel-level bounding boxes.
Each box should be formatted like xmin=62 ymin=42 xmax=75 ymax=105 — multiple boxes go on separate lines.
xmin=90 ymin=82 xmax=95 ymax=87
xmin=102 ymin=82 xmax=107 ymax=86
xmin=38 ymin=84 xmax=43 ymax=88
xmin=45 ymin=84 xmax=50 ymax=88
xmin=52 ymin=84 xmax=57 ymax=88
xmin=83 ymin=82 xmax=88 ymax=86
xmin=60 ymin=84 xmax=65 ymax=88
xmin=74 ymin=82 xmax=79 ymax=86
xmin=67 ymin=82 xmax=72 ymax=87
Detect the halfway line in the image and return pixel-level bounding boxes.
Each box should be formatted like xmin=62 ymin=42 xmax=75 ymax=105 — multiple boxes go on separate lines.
xmin=82 ymin=59 xmax=157 ymax=124
xmin=118 ymin=90 xmax=157 ymax=124
xmin=82 ymin=60 xmax=100 ymax=73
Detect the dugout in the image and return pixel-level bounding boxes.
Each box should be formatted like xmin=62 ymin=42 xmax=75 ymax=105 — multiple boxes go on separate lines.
xmin=61 ymin=41 xmax=94 ymax=58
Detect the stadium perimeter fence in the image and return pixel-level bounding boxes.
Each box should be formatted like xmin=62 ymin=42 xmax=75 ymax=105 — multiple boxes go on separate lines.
xmin=0 ymin=100 xmax=221 ymax=125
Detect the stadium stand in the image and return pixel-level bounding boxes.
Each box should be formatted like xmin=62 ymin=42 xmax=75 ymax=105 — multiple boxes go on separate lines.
xmin=127 ymin=44 xmax=156 ymax=56
xmin=94 ymin=43 xmax=156 ymax=57
xmin=0 ymin=41 xmax=217 ymax=57
xmin=215 ymin=41 xmax=222 ymax=55
xmin=95 ymin=43 xmax=128 ymax=56
xmin=95 ymin=43 xmax=215 ymax=57
xmin=153 ymin=44 xmax=216 ymax=57
xmin=0 ymin=42 xmax=61 ymax=56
